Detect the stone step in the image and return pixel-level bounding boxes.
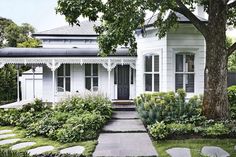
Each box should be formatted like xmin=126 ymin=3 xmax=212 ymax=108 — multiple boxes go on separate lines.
xmin=93 ymin=133 xmax=158 ymax=157
xmin=166 ymin=148 xmax=191 ymax=157
xmin=60 ymin=146 xmax=85 ymax=155
xmin=112 ymin=104 xmax=136 ymax=111
xmin=11 ymin=142 xmax=36 ymax=150
xmin=0 ymin=139 xmax=20 ymax=145
xmin=103 ymin=119 xmax=146 ymax=133
xmin=0 ymin=134 xmax=16 ymax=139
xmin=27 ymin=146 xmax=55 ymax=156
xmin=112 ymin=111 xmax=139 ymax=119
xmin=0 ymin=130 xmax=12 ymax=135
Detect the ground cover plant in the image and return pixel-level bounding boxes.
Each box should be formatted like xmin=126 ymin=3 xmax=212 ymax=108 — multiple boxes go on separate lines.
xmin=135 ymin=89 xmax=236 ymax=140
xmin=0 ymin=93 xmax=112 ymax=143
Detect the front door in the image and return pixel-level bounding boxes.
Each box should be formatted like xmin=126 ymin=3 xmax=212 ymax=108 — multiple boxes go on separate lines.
xmin=118 ymin=65 xmax=130 ymax=100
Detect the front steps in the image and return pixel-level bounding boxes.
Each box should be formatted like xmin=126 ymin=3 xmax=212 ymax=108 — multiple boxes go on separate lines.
xmin=93 ymin=103 xmax=158 ymax=156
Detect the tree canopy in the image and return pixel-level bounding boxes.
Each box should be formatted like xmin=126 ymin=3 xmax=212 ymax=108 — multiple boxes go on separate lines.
xmin=57 ymin=0 xmax=236 ymax=120
xmin=56 ymin=0 xmax=236 ymax=55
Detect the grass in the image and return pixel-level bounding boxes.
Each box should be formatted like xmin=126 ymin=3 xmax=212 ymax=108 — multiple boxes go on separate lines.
xmin=0 ymin=126 xmax=97 ymax=156
xmin=153 ymin=138 xmax=236 ymax=157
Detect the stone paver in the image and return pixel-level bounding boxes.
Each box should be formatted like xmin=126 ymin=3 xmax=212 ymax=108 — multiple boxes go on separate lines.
xmin=102 ymin=119 xmax=146 ymax=132
xmin=0 ymin=139 xmax=20 ymax=145
xmin=201 ymin=146 xmax=230 ymax=157
xmin=60 ymin=146 xmax=85 ymax=155
xmin=28 ymin=146 xmax=55 ymax=156
xmin=112 ymin=111 xmax=139 ymax=119
xmin=93 ymin=133 xmax=158 ymax=157
xmin=166 ymin=148 xmax=191 ymax=157
xmin=0 ymin=130 xmax=12 ymax=134
xmin=11 ymin=142 xmax=36 ymax=150
xmin=0 ymin=134 xmax=16 ymax=139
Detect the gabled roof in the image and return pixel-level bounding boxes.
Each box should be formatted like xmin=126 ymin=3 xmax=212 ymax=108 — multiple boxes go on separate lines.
xmin=33 ymin=21 xmax=100 ymax=37
xmin=34 ymin=13 xmax=207 ymax=37
xmin=145 ymin=12 xmax=207 ymax=27
xmin=0 ymin=48 xmax=134 ymax=57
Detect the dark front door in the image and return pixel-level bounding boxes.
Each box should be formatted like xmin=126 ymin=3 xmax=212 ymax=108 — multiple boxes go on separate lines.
xmin=118 ymin=65 xmax=130 ymax=100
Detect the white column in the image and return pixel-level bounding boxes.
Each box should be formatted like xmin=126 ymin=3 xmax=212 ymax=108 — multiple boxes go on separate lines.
xmin=16 ymin=67 xmax=20 ymax=102
xmin=32 ymin=66 xmax=36 ymax=99
xmin=52 ymin=69 xmax=55 ymax=104
xmin=108 ymin=70 xmax=111 ymax=99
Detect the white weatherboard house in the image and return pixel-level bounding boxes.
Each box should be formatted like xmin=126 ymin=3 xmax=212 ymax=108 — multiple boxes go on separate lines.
xmin=0 ymin=12 xmax=206 ymax=103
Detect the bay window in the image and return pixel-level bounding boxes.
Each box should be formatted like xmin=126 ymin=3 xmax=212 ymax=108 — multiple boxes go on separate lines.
xmin=144 ymin=55 xmax=159 ymax=92
xmin=175 ymin=53 xmax=194 ymax=92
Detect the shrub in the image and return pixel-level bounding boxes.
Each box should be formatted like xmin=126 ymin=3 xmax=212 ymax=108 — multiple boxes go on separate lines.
xmin=148 ymin=121 xmax=169 ymax=140
xmin=135 ymin=89 xmax=202 ymax=125
xmin=203 ymin=123 xmax=230 ymax=137
xmin=55 ymin=113 xmax=105 ymax=143
xmin=227 ymin=85 xmax=236 ymax=119
xmin=167 ymin=123 xmax=194 ymax=135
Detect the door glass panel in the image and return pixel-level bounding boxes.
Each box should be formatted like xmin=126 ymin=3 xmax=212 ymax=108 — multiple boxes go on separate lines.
xmin=85 ymin=78 xmax=91 ymax=90
xmin=57 ymin=65 xmax=64 ymax=76
xmin=57 ymin=77 xmax=64 ymax=92
xmin=65 ymin=78 xmax=71 ymax=91
xmin=186 ymin=74 xmax=194 ymax=92
xmin=186 ymin=55 xmax=194 ymax=72
xmin=175 ymin=74 xmax=183 ymax=92
xmin=154 ymin=56 xmax=159 ymax=72
xmin=85 ymin=64 xmax=91 ymax=76
xmin=145 ymin=56 xmax=152 ymax=72
xmin=93 ymin=64 xmax=98 ymax=76
xmin=65 ymin=64 xmax=70 ymax=76
xmin=154 ymin=74 xmax=159 ymax=91
xmin=145 ymin=74 xmax=152 ymax=91
xmin=176 ymin=54 xmax=183 ymax=72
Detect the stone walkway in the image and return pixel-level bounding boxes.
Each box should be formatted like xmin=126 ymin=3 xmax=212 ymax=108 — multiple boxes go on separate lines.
xmin=93 ymin=104 xmax=158 ymax=157
xmin=0 ymin=129 xmax=85 ymax=156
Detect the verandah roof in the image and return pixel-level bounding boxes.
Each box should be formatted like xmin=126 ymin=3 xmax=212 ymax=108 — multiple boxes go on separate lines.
xmin=0 ymin=48 xmax=135 ymax=57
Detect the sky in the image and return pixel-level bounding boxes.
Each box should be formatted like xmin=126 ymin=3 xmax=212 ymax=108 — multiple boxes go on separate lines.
xmin=0 ymin=0 xmax=235 ymax=40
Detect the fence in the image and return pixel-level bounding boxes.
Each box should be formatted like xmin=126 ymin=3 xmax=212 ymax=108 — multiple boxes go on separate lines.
xmin=228 ymin=72 xmax=236 ymax=87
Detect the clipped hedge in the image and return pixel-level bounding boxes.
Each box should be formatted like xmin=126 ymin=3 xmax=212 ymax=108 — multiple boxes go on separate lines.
xmin=227 ymin=85 xmax=236 ymax=119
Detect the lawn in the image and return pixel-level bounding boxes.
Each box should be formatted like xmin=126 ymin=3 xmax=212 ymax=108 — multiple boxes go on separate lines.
xmin=0 ymin=125 xmax=97 ymax=156
xmin=154 ymin=138 xmax=236 ymax=157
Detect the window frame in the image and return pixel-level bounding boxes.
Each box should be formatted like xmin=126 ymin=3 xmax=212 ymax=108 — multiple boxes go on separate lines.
xmin=144 ymin=55 xmax=160 ymax=92
xmin=85 ymin=64 xmax=99 ymax=92
xmin=57 ymin=64 xmax=71 ymax=92
xmin=175 ymin=53 xmax=195 ymax=93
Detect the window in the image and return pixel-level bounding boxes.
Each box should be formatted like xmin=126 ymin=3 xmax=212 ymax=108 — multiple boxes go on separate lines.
xmin=57 ymin=64 xmax=71 ymax=92
xmin=144 ymin=55 xmax=159 ymax=91
xmin=175 ymin=54 xmax=194 ymax=92
xmin=85 ymin=64 xmax=98 ymax=91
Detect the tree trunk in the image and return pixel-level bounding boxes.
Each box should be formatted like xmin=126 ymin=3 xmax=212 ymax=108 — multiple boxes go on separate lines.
xmin=202 ymin=0 xmax=229 ymax=120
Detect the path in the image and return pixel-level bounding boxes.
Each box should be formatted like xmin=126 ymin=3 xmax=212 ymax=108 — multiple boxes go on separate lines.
xmin=93 ymin=104 xmax=158 ymax=157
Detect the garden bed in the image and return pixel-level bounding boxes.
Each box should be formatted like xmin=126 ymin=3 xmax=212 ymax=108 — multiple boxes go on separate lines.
xmin=0 ymin=93 xmax=112 ymax=156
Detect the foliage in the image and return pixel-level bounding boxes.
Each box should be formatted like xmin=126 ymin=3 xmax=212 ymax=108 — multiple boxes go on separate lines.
xmin=227 ymin=38 xmax=236 ymax=71
xmin=0 ymin=17 xmax=39 ymax=103
xmin=203 ymin=123 xmax=230 ymax=137
xmin=0 ymin=148 xmax=29 ymax=157
xmin=148 ymin=121 xmax=169 ymax=140
xmin=135 ymin=89 xmax=203 ymax=125
xmin=227 ymin=85 xmax=236 ymax=119
xmin=0 ymin=95 xmax=112 ymax=143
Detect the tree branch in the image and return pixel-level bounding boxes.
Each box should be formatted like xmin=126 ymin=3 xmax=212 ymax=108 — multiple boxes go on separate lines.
xmin=228 ymin=42 xmax=236 ymax=56
xmin=174 ymin=0 xmax=208 ymax=38
xmin=228 ymin=0 xmax=236 ymax=8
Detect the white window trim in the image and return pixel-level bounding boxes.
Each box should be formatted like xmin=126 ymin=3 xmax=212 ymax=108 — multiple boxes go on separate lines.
xmin=57 ymin=64 xmax=71 ymax=93
xmin=175 ymin=53 xmax=195 ymax=93
xmin=144 ymin=55 xmax=160 ymax=92
xmin=85 ymin=64 xmax=99 ymax=92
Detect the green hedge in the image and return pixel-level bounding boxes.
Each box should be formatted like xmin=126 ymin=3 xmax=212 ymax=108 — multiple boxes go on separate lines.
xmin=227 ymin=85 xmax=236 ymax=119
